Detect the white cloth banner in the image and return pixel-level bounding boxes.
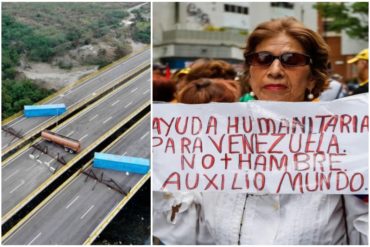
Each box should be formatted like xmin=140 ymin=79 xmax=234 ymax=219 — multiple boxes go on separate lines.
xmin=153 ymin=94 xmax=369 ymax=194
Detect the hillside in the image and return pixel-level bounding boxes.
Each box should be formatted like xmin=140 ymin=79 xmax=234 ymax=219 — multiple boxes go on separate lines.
xmin=2 ymin=2 xmax=150 ymax=118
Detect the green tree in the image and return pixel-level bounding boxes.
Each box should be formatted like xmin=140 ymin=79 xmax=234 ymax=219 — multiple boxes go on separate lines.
xmin=2 ymin=79 xmax=55 ymax=119
xmin=315 ymin=2 xmax=368 ymax=41
xmin=131 ymin=22 xmax=150 ymax=44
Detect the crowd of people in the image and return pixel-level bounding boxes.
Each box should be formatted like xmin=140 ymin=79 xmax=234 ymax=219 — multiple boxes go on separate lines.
xmin=152 ymin=17 xmax=368 ymax=245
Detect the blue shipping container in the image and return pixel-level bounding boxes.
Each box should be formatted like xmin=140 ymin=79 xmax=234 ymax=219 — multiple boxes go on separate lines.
xmin=24 ymin=104 xmax=66 ymax=117
xmin=93 ymin=152 xmax=150 ymax=174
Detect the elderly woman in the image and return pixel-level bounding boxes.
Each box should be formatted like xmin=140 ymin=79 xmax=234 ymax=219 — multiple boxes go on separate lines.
xmin=153 ymin=17 xmax=368 ymax=245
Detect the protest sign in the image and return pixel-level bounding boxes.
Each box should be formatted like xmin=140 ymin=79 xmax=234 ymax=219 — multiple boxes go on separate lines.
xmin=153 ymin=94 xmax=368 ymax=194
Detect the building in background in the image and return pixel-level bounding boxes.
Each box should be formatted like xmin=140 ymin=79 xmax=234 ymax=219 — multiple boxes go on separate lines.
xmin=153 ymin=2 xmax=367 ymax=81
xmin=317 ymin=3 xmax=368 ymax=81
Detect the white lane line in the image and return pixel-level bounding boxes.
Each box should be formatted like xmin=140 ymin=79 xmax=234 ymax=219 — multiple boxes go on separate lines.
xmin=124 ymin=102 xmax=132 ymax=108
xmin=36 ymin=159 xmax=43 ymax=165
xmin=28 ymin=232 xmax=42 ymax=245
xmin=111 ymin=100 xmax=120 ymax=106
xmin=45 ymin=158 xmax=54 ymax=165
xmin=66 ymin=131 xmax=74 ymax=137
xmin=79 ymin=134 xmax=88 ymax=141
xmin=10 ymin=180 xmax=25 ymax=194
xmin=25 ymin=164 xmax=37 ymax=172
xmin=66 ymin=195 xmax=80 ymax=209
xmin=80 ymin=205 xmax=95 ymax=219
xmin=140 ymin=131 xmax=149 ymax=140
xmin=89 ymin=114 xmax=98 ymax=122
xmin=142 ymin=89 xmax=149 ymax=95
xmin=131 ymin=87 xmax=138 ymax=93
xmin=103 ymin=116 xmax=112 ymax=124
xmin=8 ymin=117 xmax=26 ymax=128
xmin=3 ymin=143 xmax=9 ymax=148
xmin=122 ymin=151 xmax=127 ymax=156
xmin=5 ymin=170 xmax=19 ymax=181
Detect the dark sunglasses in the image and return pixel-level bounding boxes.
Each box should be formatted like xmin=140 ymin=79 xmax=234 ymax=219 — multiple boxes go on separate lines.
xmin=245 ymin=51 xmax=312 ymax=67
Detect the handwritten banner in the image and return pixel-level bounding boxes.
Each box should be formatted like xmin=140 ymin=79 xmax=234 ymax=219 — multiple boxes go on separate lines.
xmin=153 ymin=94 xmax=369 ymax=194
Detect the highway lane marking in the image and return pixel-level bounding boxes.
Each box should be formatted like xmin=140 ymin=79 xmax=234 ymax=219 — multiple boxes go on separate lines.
xmin=58 ymin=60 xmax=146 ymax=109
xmin=111 ymin=100 xmax=120 ymax=106
xmin=36 ymin=159 xmax=43 ymax=165
xmin=52 ymin=73 xmax=146 ymax=133
xmin=122 ymin=151 xmax=127 ymax=156
xmin=89 ymin=114 xmax=99 ymax=121
xmin=103 ymin=116 xmax=112 ymax=124
xmin=67 ymin=51 xmax=148 ymax=94
xmin=142 ymin=89 xmax=149 ymax=95
xmin=140 ymin=131 xmax=149 ymax=140
xmin=25 ymin=164 xmax=37 ymax=172
xmin=66 ymin=195 xmax=80 ymax=209
xmin=79 ymin=134 xmax=89 ymax=141
xmin=80 ymin=205 xmax=95 ymax=219
xmin=3 ymin=143 xmax=9 ymax=148
xmin=124 ymin=102 xmax=132 ymax=108
xmin=8 ymin=117 xmax=26 ymax=128
xmin=67 ymin=66 xmax=143 ymax=109
xmin=10 ymin=180 xmax=25 ymax=194
xmin=28 ymin=232 xmax=42 ymax=245
xmin=4 ymin=170 xmax=19 ymax=181
xmin=131 ymin=87 xmax=138 ymax=93
xmin=45 ymin=158 xmax=54 ymax=166
xmin=66 ymin=131 xmax=75 ymax=137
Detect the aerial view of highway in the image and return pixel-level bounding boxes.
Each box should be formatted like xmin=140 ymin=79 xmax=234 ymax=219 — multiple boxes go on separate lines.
xmin=2 ymin=2 xmax=151 ymax=244
xmin=2 ymin=49 xmax=150 ymax=156
xmin=3 ymin=114 xmax=150 ymax=244
xmin=2 ymin=70 xmax=150 ymax=222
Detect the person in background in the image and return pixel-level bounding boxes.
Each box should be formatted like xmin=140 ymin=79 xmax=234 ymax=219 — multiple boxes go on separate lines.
xmin=319 ymin=63 xmax=344 ymax=101
xmin=176 ymin=78 xmax=241 ymax=104
xmin=153 ymin=17 xmax=368 ymax=245
xmin=153 ymin=63 xmax=166 ymax=77
xmin=152 ymin=74 xmax=176 ymax=102
xmin=347 ymin=48 xmax=368 ymax=95
xmin=176 ymin=59 xmax=237 ymax=95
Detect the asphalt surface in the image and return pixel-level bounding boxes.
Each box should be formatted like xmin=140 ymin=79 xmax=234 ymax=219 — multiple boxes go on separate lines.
xmin=3 ymin=115 xmax=150 ymax=245
xmin=2 ymin=70 xmax=150 ymax=223
xmin=2 ymin=49 xmax=150 ymax=152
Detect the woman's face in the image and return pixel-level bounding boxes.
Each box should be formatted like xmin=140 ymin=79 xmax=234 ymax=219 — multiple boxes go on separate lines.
xmin=248 ymin=34 xmax=315 ymax=102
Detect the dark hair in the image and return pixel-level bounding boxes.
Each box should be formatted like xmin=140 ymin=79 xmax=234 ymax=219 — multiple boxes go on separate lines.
xmin=185 ymin=59 xmax=237 ymax=83
xmin=177 ymin=78 xmax=241 ymax=104
xmin=153 ymin=75 xmax=176 ymax=102
xmin=243 ymin=17 xmax=330 ymax=100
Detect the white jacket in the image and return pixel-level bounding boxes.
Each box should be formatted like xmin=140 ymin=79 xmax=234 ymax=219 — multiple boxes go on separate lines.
xmin=153 ymin=192 xmax=368 ymax=245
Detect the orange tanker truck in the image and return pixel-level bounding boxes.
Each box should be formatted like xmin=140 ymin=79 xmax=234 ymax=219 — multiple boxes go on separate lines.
xmin=41 ymin=130 xmax=81 ymax=153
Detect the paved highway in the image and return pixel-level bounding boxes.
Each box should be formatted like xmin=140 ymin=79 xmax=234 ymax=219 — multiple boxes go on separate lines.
xmin=3 ymin=114 xmax=150 ymax=245
xmin=2 ymin=49 xmax=150 ymax=154
xmin=2 ymin=70 xmax=150 ymax=223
